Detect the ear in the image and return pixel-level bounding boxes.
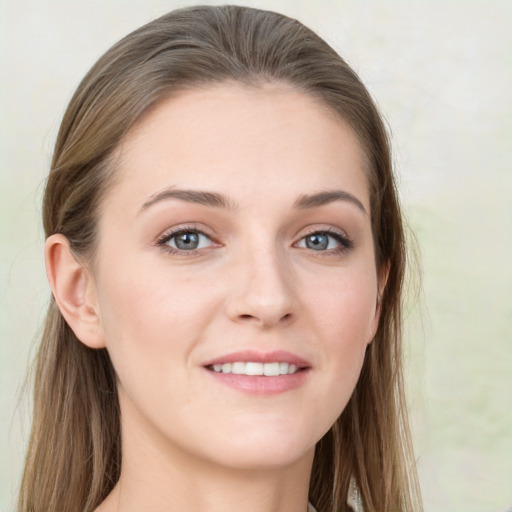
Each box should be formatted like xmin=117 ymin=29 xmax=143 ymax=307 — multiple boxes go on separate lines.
xmin=45 ymin=234 xmax=105 ymax=349
xmin=368 ymin=261 xmax=390 ymax=343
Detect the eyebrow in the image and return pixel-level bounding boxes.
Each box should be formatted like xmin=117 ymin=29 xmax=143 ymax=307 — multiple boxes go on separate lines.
xmin=139 ymin=187 xmax=367 ymax=215
xmin=293 ymin=190 xmax=367 ymax=215
xmin=139 ymin=188 xmax=238 ymax=213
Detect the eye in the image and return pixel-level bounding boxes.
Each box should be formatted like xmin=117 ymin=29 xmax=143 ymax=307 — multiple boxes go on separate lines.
xmin=295 ymin=230 xmax=353 ymax=253
xmin=157 ymin=228 xmax=216 ymax=254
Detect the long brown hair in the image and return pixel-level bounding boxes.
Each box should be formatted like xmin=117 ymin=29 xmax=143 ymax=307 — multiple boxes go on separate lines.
xmin=19 ymin=5 xmax=422 ymax=511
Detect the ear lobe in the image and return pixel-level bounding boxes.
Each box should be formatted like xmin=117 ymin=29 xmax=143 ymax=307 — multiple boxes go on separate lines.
xmin=45 ymin=234 xmax=105 ymax=349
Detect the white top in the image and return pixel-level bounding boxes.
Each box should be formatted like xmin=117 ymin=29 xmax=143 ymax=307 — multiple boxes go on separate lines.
xmin=308 ymin=477 xmax=364 ymax=512
xmin=347 ymin=477 xmax=364 ymax=511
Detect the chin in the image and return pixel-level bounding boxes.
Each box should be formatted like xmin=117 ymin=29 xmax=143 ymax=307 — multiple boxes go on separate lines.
xmin=207 ymin=444 xmax=313 ymax=472
xmin=196 ymin=423 xmax=318 ymax=471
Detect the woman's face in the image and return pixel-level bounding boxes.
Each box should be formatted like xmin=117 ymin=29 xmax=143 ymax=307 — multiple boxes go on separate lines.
xmin=90 ymin=84 xmax=383 ymax=470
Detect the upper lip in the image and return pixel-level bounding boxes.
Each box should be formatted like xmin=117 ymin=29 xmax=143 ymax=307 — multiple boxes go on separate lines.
xmin=202 ymin=350 xmax=310 ymax=369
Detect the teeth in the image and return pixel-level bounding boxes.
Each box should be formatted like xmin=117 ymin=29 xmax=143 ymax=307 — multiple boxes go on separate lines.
xmin=232 ymin=362 xmax=245 ymax=374
xmin=245 ymin=362 xmax=263 ymax=375
xmin=211 ymin=362 xmax=300 ymax=376
xmin=263 ymin=362 xmax=280 ymax=376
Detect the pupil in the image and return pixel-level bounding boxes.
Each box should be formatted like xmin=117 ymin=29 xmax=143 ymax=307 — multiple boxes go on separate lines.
xmin=306 ymin=233 xmax=328 ymax=250
xmin=176 ymin=232 xmax=199 ymax=250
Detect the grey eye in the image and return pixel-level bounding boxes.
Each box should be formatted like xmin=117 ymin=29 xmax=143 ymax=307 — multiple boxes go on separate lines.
xmin=295 ymin=231 xmax=354 ymax=254
xmin=305 ymin=233 xmax=329 ymax=250
xmin=174 ymin=232 xmax=200 ymax=250
xmin=166 ymin=231 xmax=213 ymax=251
xmin=296 ymin=231 xmax=344 ymax=251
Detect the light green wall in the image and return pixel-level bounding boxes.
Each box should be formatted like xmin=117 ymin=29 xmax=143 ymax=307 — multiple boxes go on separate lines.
xmin=1 ymin=1 xmax=510 ymax=510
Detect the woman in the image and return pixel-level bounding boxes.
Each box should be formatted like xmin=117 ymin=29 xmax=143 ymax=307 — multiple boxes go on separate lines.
xmin=18 ymin=5 xmax=422 ymax=512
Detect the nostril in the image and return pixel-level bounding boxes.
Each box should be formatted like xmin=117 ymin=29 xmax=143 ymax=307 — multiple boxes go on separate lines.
xmin=236 ymin=312 xmax=292 ymax=324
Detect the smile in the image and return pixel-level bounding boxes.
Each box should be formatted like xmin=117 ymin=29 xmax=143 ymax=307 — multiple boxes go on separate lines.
xmin=202 ymin=350 xmax=310 ymax=395
xmin=209 ymin=362 xmax=298 ymax=376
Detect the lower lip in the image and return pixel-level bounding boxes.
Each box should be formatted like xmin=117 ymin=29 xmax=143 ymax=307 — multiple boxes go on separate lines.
xmin=204 ymin=368 xmax=310 ymax=395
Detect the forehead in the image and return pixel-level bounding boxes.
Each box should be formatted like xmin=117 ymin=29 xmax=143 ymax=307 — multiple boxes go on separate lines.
xmin=109 ymin=83 xmax=369 ymax=214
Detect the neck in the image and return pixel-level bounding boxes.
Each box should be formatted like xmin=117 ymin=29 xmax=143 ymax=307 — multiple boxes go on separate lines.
xmin=99 ymin=443 xmax=314 ymax=512
xmin=95 ymin=392 xmax=314 ymax=512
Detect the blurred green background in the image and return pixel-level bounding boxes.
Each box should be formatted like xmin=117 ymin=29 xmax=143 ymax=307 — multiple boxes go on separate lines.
xmin=1 ymin=1 xmax=511 ymax=510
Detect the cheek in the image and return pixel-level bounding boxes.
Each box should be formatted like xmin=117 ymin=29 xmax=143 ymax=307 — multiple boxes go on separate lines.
xmin=94 ymin=258 xmax=218 ymax=375
xmin=94 ymin=271 xmax=218 ymax=430
xmin=305 ymin=268 xmax=376 ymax=415
xmin=310 ymin=266 xmax=377 ymax=341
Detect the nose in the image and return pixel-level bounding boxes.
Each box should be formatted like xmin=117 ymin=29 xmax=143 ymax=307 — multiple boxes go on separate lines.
xmin=225 ymin=246 xmax=298 ymax=329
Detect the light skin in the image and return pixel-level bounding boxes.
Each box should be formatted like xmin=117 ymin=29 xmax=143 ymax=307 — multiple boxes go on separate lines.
xmin=46 ymin=84 xmax=386 ymax=512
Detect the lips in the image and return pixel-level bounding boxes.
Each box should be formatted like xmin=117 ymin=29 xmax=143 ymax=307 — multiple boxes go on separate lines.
xmin=202 ymin=350 xmax=311 ymax=395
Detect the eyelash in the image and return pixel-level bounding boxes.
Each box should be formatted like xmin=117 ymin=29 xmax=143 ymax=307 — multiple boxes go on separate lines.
xmin=155 ymin=225 xmax=354 ymax=256
xmin=156 ymin=225 xmax=217 ymax=256
xmin=295 ymin=227 xmax=354 ymax=255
